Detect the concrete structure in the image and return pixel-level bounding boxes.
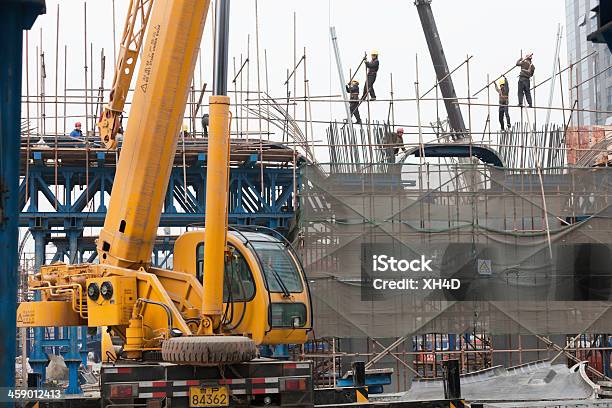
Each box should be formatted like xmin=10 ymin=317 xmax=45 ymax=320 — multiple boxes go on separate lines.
xmin=565 ymin=0 xmax=612 ymax=126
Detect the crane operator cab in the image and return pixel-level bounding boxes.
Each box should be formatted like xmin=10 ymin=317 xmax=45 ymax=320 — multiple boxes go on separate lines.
xmin=173 ymin=229 xmax=312 ymax=346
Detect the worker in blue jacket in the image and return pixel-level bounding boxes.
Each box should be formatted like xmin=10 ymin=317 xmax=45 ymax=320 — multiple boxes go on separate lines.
xmin=69 ymin=122 xmax=82 ymax=137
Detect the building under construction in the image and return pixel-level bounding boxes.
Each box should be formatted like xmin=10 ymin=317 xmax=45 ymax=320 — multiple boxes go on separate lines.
xmin=3 ymin=0 xmax=612 ymax=407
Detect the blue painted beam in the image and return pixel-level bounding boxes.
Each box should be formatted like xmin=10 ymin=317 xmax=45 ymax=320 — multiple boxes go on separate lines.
xmin=20 ymin=154 xmax=298 ymax=266
xmin=30 ymin=230 xmax=48 ymax=385
xmin=336 ymin=372 xmax=392 ymax=394
xmin=19 ymin=165 xmax=297 ymax=228
xmin=36 ymin=339 xmax=71 ymax=348
xmin=21 ymin=212 xmax=294 ymax=227
xmin=0 ymin=0 xmax=45 ymax=393
xmin=64 ymin=327 xmax=82 ymax=394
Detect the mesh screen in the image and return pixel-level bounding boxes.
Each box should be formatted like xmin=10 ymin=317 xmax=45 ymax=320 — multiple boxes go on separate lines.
xmin=298 ymin=163 xmax=612 ymax=338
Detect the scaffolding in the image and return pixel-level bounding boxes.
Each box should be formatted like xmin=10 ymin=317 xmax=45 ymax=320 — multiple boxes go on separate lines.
xmin=297 ymin=159 xmax=612 ymax=388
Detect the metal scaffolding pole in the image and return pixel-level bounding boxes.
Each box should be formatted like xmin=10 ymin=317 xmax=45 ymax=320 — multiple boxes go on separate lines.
xmin=546 ymin=24 xmax=563 ymax=126
xmin=329 ymin=26 xmax=354 ymax=134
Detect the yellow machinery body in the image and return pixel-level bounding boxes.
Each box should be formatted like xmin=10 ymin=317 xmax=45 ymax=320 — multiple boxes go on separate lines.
xmin=17 ymin=230 xmax=311 ymax=351
xmin=174 ymin=230 xmax=311 ymax=345
xmin=17 ymin=0 xmax=312 ymax=362
xmin=86 ymin=276 xmax=137 ymax=327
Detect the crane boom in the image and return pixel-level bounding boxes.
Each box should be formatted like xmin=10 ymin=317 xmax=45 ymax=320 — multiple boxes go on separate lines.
xmin=97 ymin=0 xmax=212 ymax=268
xmin=97 ymin=0 xmax=154 ymax=149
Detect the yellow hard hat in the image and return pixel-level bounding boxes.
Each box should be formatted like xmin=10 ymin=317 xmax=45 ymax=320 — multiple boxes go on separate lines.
xmin=371 ymin=50 xmax=379 ymax=56
xmin=182 ymin=122 xmax=189 ymax=132
xmin=352 ymin=79 xmax=359 ymax=85
xmin=498 ymin=78 xmax=506 ymax=86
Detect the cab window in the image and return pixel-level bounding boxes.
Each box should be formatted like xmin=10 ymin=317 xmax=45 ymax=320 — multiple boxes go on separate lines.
xmin=251 ymin=241 xmax=304 ymax=293
xmin=196 ymin=243 xmax=255 ymax=302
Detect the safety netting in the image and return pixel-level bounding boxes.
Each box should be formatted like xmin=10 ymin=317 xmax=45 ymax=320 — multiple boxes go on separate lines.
xmin=297 ymin=162 xmax=612 ymax=338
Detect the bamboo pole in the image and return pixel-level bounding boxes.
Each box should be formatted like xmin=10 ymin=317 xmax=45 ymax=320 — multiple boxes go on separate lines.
xmin=304 ymin=47 xmax=310 ymax=162
xmin=64 ymin=45 xmax=67 ymax=134
xmin=255 ymin=0 xmax=264 ymax=194
xmin=264 ymin=49 xmax=271 ymax=142
xmin=233 ymin=57 xmax=239 ymax=138
xmin=112 ymin=0 xmax=117 ymax=66
xmin=55 ymin=4 xmax=59 ymax=135
xmin=84 ymin=2 xmax=90 ymax=206
xmin=246 ymin=35 xmax=250 ymax=142
xmin=293 ymin=12 xmax=297 ymax=148
xmin=487 ymin=74 xmax=491 ymax=143
xmin=25 ymin=31 xmax=32 ymax=203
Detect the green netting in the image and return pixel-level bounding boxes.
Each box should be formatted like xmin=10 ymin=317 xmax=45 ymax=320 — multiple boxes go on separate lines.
xmin=298 ymin=163 xmax=612 ymax=338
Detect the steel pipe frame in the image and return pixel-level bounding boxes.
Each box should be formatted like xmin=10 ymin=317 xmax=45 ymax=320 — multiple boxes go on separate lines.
xmin=19 ymin=151 xmax=297 ymax=262
xmin=19 ymin=152 xmax=296 ymax=228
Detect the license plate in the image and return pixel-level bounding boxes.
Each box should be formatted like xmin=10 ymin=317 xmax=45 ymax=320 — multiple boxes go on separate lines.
xmin=189 ymin=386 xmax=229 ymax=407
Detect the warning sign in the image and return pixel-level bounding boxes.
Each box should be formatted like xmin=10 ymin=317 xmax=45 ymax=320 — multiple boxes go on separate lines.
xmin=16 ymin=308 xmax=35 ymax=325
xmin=477 ymin=259 xmax=492 ymax=275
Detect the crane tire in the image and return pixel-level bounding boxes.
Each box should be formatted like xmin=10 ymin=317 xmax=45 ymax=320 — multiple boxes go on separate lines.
xmin=161 ymin=335 xmax=257 ymax=365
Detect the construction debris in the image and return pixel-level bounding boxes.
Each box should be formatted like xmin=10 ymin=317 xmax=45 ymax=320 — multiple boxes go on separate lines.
xmin=46 ymin=354 xmax=69 ymax=382
xmin=374 ymin=361 xmax=598 ymax=403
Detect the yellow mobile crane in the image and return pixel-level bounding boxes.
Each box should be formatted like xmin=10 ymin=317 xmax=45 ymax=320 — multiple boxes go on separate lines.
xmin=18 ymin=1 xmax=314 ymax=404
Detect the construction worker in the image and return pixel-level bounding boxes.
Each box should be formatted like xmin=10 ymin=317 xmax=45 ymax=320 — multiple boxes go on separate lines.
xmin=516 ymin=53 xmax=535 ymax=108
xmin=494 ymin=77 xmax=511 ymax=130
xmin=181 ymin=122 xmax=191 ymax=138
xmin=362 ymin=50 xmax=379 ymax=101
xmin=383 ymin=127 xmax=407 ymax=163
xmin=393 ymin=128 xmax=408 ymax=156
xmin=346 ymin=79 xmax=362 ymax=124
xmin=70 ymin=122 xmax=83 ymax=137
xmin=201 ymin=113 xmax=209 ymax=137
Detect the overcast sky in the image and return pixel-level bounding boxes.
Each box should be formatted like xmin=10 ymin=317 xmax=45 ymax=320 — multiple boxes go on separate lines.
xmin=23 ymin=0 xmax=569 ymax=149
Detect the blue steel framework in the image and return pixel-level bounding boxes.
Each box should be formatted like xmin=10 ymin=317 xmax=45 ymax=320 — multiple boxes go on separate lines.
xmin=20 ymin=142 xmax=299 ymax=264
xmin=24 ymin=327 xmax=88 ymax=394
xmin=20 ymin=139 xmax=299 ymax=393
xmin=1 ymin=0 xmax=45 ymax=395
